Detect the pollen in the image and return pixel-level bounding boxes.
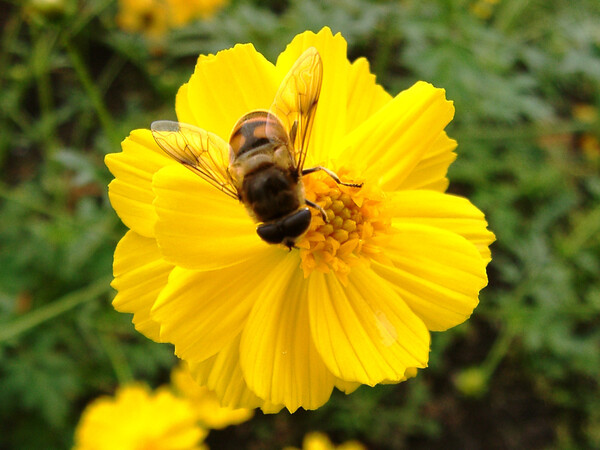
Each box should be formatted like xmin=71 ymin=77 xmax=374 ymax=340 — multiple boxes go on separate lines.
xmin=297 ymin=168 xmax=392 ymax=283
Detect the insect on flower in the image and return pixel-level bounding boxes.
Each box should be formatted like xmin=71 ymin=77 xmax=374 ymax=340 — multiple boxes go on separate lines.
xmin=151 ymin=47 xmax=361 ymax=248
xmin=106 ymin=28 xmax=497 ymax=413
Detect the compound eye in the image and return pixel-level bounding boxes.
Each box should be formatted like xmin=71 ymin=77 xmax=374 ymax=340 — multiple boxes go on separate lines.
xmin=256 ymin=223 xmax=284 ymax=244
xmin=281 ymin=208 xmax=311 ymax=238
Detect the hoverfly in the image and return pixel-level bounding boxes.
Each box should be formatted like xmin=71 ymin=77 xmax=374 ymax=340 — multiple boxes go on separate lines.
xmin=151 ymin=47 xmax=361 ymax=248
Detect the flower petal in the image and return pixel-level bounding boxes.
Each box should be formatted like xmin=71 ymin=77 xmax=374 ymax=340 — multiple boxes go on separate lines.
xmin=111 ymin=230 xmax=173 ymax=341
xmin=182 ymin=43 xmax=279 ymax=140
xmin=372 ymin=223 xmax=489 ymax=331
xmin=345 ymin=57 xmax=391 ymax=134
xmin=276 ymin=27 xmax=349 ymax=164
xmin=152 ymin=247 xmax=285 ymax=362
xmin=340 ymin=81 xmax=454 ymax=191
xmin=74 ymin=385 xmax=206 ymax=450
xmin=240 ymin=253 xmax=335 ymax=412
xmin=334 ymin=378 xmax=361 ymax=395
xmin=174 ymin=82 xmax=195 ymax=125
xmin=153 ymin=164 xmax=264 ymax=270
xmin=308 ymin=266 xmax=430 ymax=386
xmin=170 ymin=362 xmax=254 ymax=429
xmin=189 ymin=335 xmax=283 ymax=413
xmin=394 ymin=132 xmax=457 ymax=192
xmin=106 ymin=129 xmax=175 ymax=237
xmin=388 ymin=190 xmax=495 ymax=263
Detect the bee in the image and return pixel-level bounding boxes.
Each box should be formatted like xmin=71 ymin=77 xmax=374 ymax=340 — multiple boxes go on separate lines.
xmin=151 ymin=47 xmax=361 ymax=249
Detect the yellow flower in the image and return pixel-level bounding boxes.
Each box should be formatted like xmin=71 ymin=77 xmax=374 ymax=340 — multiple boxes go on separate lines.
xmin=116 ymin=0 xmax=227 ymax=38
xmin=470 ymin=0 xmax=500 ymax=20
xmin=572 ymin=104 xmax=598 ymax=123
xmin=116 ymin=0 xmax=169 ymax=38
xmin=580 ymin=134 xmax=600 ymax=162
xmin=284 ymin=431 xmax=366 ymax=450
xmin=73 ymin=384 xmax=207 ymax=450
xmin=168 ymin=0 xmax=226 ymax=26
xmin=171 ymin=362 xmax=254 ymax=429
xmin=106 ymin=27 xmax=495 ymax=412
xmin=573 ymin=104 xmax=600 ymax=162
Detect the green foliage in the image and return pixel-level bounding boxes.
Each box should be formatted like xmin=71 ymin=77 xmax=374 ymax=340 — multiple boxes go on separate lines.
xmin=1 ymin=0 xmax=600 ymax=448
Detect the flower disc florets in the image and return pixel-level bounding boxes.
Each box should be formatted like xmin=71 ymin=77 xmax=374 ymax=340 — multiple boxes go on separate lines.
xmin=298 ymin=168 xmax=392 ymax=282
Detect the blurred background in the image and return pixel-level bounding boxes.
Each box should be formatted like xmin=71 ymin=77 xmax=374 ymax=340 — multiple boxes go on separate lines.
xmin=1 ymin=0 xmax=600 ymax=448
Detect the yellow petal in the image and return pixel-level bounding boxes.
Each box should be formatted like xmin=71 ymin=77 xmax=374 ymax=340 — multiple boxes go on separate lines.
xmin=174 ymin=82 xmax=195 ymax=125
xmin=74 ymin=384 xmax=206 ymax=450
xmin=152 ymin=248 xmax=285 ymax=362
xmin=345 ymin=57 xmax=391 ymax=134
xmin=182 ymin=43 xmax=279 ymax=141
xmin=394 ymin=131 xmax=457 ymax=192
xmin=334 ymin=378 xmax=361 ymax=395
xmin=340 ymin=81 xmax=454 ymax=190
xmin=308 ymin=266 xmax=430 ymax=386
xmin=171 ymin=362 xmax=254 ymax=429
xmin=194 ymin=391 xmax=254 ymax=429
xmin=189 ymin=335 xmax=283 ymax=413
xmin=152 ymin=164 xmax=264 ymax=270
xmin=240 ymin=253 xmax=335 ymax=412
xmin=388 ymin=190 xmax=495 ymax=263
xmin=302 ymin=432 xmax=335 ymax=450
xmin=276 ymin=27 xmax=349 ymax=164
xmin=338 ymin=441 xmax=367 ymax=450
xmin=111 ymin=230 xmax=173 ymax=341
xmin=381 ymin=366 xmax=419 ymax=384
xmin=372 ymin=223 xmax=489 ymax=331
xmin=106 ymin=129 xmax=176 ymax=237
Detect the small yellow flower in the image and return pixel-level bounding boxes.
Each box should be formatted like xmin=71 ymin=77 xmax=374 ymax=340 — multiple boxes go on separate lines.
xmin=116 ymin=0 xmax=169 ymax=38
xmin=573 ymin=104 xmax=598 ymax=123
xmin=573 ymin=104 xmax=600 ymax=162
xmin=171 ymin=362 xmax=254 ymax=429
xmin=470 ymin=0 xmax=500 ymax=20
xmin=580 ymin=134 xmax=600 ymax=162
xmin=284 ymin=432 xmax=366 ymax=450
xmin=73 ymin=384 xmax=207 ymax=450
xmin=106 ymin=28 xmax=495 ymax=412
xmin=116 ymin=0 xmax=227 ymax=38
xmin=168 ymin=0 xmax=226 ymax=26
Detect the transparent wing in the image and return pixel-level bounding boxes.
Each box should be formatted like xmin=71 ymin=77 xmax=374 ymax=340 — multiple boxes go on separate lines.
xmin=268 ymin=47 xmax=323 ymax=173
xmin=151 ymin=120 xmax=240 ymax=199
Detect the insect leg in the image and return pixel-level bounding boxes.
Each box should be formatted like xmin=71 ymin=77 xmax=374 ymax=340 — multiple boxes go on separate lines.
xmin=305 ymin=199 xmax=328 ymax=222
xmin=302 ymin=166 xmax=363 ymax=188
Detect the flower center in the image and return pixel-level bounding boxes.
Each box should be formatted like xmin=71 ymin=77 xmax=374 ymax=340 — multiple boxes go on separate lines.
xmin=297 ymin=167 xmax=392 ymax=283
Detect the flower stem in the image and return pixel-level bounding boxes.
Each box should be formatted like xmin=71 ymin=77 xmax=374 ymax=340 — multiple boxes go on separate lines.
xmin=98 ymin=332 xmax=134 ymax=385
xmin=560 ymin=204 xmax=600 ymax=258
xmin=0 ymin=276 xmax=113 ymax=343
xmin=64 ymin=39 xmax=121 ymax=148
xmin=0 ymin=182 xmax=123 ymax=241
xmin=479 ymin=323 xmax=516 ymax=380
xmin=0 ymin=181 xmax=74 ymax=224
xmin=30 ymin=25 xmax=60 ymax=154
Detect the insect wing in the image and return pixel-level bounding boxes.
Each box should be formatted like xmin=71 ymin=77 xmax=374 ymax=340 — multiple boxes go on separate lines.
xmin=151 ymin=120 xmax=239 ymax=199
xmin=268 ymin=47 xmax=323 ymax=173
